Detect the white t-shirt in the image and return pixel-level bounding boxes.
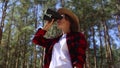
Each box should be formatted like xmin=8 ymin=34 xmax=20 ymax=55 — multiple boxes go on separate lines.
xmin=49 ymin=34 xmax=72 ymax=68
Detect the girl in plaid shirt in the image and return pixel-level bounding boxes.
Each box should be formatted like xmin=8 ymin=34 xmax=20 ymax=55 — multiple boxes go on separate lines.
xmin=32 ymin=8 xmax=88 ymax=68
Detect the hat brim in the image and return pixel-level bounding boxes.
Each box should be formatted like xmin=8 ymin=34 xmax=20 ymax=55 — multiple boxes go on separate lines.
xmin=57 ymin=8 xmax=79 ymax=25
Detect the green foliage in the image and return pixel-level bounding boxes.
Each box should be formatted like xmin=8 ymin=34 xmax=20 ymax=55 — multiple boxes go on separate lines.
xmin=0 ymin=0 xmax=120 ymax=67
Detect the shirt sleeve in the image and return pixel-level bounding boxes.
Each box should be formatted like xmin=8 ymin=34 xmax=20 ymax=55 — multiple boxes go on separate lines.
xmin=32 ymin=28 xmax=52 ymax=48
xmin=73 ymin=33 xmax=88 ymax=68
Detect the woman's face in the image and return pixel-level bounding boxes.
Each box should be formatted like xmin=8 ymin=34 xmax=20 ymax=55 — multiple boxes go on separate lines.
xmin=57 ymin=15 xmax=70 ymax=32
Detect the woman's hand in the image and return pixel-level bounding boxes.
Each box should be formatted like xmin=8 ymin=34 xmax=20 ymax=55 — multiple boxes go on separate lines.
xmin=43 ymin=19 xmax=54 ymax=31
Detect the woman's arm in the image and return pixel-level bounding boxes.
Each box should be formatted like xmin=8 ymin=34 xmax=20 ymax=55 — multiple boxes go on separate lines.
xmin=32 ymin=28 xmax=52 ymax=48
xmin=32 ymin=19 xmax=54 ymax=48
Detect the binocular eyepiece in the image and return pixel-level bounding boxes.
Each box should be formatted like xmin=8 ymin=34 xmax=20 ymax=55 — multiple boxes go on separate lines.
xmin=43 ymin=9 xmax=63 ymax=21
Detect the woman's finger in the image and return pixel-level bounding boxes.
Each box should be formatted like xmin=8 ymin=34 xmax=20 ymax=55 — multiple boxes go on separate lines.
xmin=49 ymin=19 xmax=54 ymax=25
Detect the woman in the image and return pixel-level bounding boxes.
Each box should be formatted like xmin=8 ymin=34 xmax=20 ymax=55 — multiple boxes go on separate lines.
xmin=32 ymin=8 xmax=88 ymax=68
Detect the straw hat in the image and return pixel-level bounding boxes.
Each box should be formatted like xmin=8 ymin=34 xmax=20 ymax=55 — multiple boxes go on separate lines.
xmin=57 ymin=8 xmax=79 ymax=25
xmin=57 ymin=8 xmax=79 ymax=24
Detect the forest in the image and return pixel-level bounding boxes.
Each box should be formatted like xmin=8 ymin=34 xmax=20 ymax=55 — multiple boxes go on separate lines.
xmin=0 ymin=0 xmax=120 ymax=68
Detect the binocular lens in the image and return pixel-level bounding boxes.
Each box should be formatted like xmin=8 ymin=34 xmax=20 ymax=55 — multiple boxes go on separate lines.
xmin=43 ymin=15 xmax=52 ymax=21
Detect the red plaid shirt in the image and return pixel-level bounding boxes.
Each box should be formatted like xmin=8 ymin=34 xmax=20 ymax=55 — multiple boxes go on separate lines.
xmin=32 ymin=28 xmax=88 ymax=68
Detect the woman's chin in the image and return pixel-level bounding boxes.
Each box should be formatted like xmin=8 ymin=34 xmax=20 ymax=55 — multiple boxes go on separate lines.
xmin=57 ymin=26 xmax=62 ymax=30
xmin=57 ymin=26 xmax=60 ymax=29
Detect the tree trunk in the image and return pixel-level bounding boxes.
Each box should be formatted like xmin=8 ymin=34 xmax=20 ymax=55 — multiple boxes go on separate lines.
xmin=60 ymin=0 xmax=65 ymax=7
xmin=0 ymin=0 xmax=8 ymax=44
xmin=15 ymin=34 xmax=20 ymax=68
xmin=98 ymin=23 xmax=103 ymax=68
xmin=15 ymin=56 xmax=19 ymax=68
xmin=116 ymin=16 xmax=120 ymax=38
xmin=5 ymin=23 xmax=11 ymax=68
xmin=92 ymin=27 xmax=97 ymax=68
xmin=101 ymin=0 xmax=113 ymax=67
xmin=102 ymin=17 xmax=113 ymax=68
xmin=84 ymin=28 xmax=90 ymax=68
xmin=0 ymin=28 xmax=2 ymax=44
xmin=85 ymin=48 xmax=90 ymax=68
xmin=33 ymin=46 xmax=37 ymax=68
xmin=33 ymin=5 xmax=38 ymax=68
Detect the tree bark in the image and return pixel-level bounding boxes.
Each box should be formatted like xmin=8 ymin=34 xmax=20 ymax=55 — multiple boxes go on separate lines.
xmin=60 ymin=0 xmax=65 ymax=7
xmin=103 ymin=21 xmax=113 ymax=68
xmin=0 ymin=28 xmax=2 ymax=44
xmin=98 ymin=23 xmax=103 ymax=68
xmin=33 ymin=46 xmax=37 ymax=68
xmin=116 ymin=16 xmax=120 ymax=38
xmin=33 ymin=5 xmax=38 ymax=68
xmin=92 ymin=27 xmax=97 ymax=68
xmin=85 ymin=48 xmax=90 ymax=68
xmin=0 ymin=0 xmax=8 ymax=44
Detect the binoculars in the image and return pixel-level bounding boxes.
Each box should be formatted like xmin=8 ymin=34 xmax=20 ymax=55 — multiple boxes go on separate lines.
xmin=43 ymin=9 xmax=63 ymax=21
